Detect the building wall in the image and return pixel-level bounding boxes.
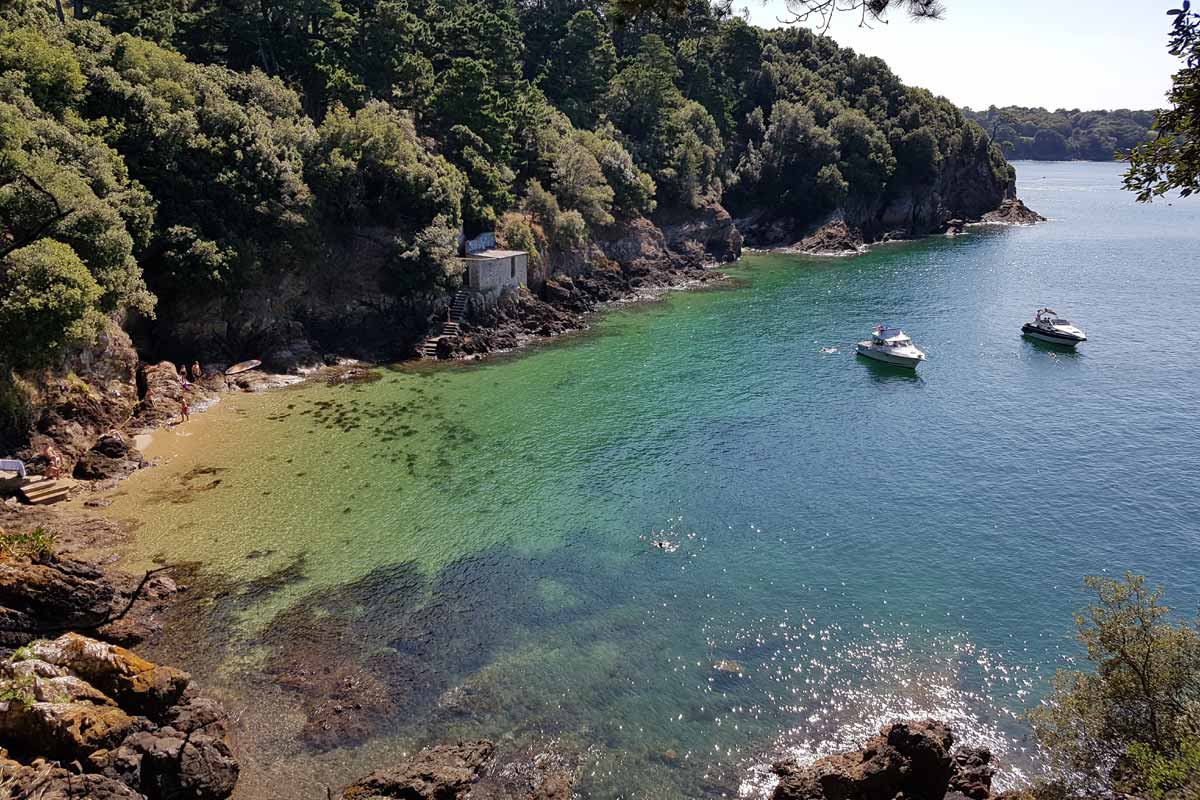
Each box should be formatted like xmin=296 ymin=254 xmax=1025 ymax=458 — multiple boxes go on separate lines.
xmin=466 ymin=254 xmax=528 ymax=294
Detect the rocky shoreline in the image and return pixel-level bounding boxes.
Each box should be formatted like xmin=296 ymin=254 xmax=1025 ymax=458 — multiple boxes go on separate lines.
xmin=0 ymin=193 xmax=1053 ymax=799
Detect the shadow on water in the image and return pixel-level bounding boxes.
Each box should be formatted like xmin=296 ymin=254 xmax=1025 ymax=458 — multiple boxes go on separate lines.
xmin=855 ymin=353 xmax=925 ymax=384
xmin=1021 ymin=335 xmax=1084 ymax=361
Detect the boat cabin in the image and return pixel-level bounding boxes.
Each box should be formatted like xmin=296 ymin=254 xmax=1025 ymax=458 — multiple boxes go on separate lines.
xmin=1033 ymin=308 xmax=1068 ymax=325
xmin=871 ymin=327 xmax=912 ymax=347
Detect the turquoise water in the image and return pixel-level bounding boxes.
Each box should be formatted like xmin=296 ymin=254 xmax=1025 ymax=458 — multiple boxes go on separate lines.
xmin=111 ymin=161 xmax=1200 ymax=798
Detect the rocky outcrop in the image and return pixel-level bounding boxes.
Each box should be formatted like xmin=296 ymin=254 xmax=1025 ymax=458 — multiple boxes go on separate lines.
xmin=0 ymin=553 xmax=116 ymax=648
xmin=11 ymin=321 xmax=140 ymax=471
xmin=28 ymin=634 xmax=189 ymax=716
xmin=342 ymin=740 xmax=496 ymax=800
xmin=432 ymin=207 xmax=735 ymax=361
xmin=0 ymin=633 xmax=237 ymax=800
xmin=0 ymin=503 xmax=180 ymax=649
xmin=980 ymin=198 xmax=1045 ymax=226
xmin=0 ymin=758 xmax=144 ymax=799
xmin=341 ymin=740 xmax=577 ymax=800
xmin=950 ymin=745 xmax=997 ymax=799
xmin=771 ymin=720 xmax=995 ymax=800
xmin=793 ymin=219 xmax=866 ymax=255
xmin=73 ymin=432 xmax=146 ymax=481
xmin=656 ymin=201 xmax=744 ymax=263
xmin=735 ymin=138 xmax=1039 ymax=252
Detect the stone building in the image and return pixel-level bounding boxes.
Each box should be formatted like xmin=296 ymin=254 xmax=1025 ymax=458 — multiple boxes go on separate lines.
xmin=461 ymin=249 xmax=529 ymax=295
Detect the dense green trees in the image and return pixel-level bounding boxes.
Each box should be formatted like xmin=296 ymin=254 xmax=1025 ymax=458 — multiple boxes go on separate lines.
xmin=0 ymin=0 xmax=1009 ymax=374
xmin=963 ymin=106 xmax=1157 ymax=161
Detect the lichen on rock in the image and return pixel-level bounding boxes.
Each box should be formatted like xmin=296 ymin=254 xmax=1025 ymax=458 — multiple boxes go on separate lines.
xmin=0 ymin=633 xmax=237 ymax=800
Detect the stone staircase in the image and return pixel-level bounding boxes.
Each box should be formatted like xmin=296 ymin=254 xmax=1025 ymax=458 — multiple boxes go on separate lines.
xmin=419 ymin=291 xmax=470 ymax=359
xmin=16 ymin=477 xmax=70 ymax=505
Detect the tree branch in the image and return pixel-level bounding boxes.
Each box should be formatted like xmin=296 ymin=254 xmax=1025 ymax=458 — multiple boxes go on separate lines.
xmin=0 ymin=174 xmax=76 ymax=260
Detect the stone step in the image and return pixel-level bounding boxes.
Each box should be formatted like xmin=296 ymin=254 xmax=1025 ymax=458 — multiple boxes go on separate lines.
xmin=18 ymin=479 xmax=69 ymax=505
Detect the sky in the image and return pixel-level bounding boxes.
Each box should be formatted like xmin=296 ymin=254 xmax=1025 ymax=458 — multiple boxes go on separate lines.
xmin=742 ymin=0 xmax=1178 ymax=110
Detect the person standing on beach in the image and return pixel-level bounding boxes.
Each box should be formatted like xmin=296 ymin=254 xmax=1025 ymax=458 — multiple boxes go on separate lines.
xmin=179 ymin=397 xmax=190 ymax=424
xmin=191 ymin=361 xmax=202 ymax=381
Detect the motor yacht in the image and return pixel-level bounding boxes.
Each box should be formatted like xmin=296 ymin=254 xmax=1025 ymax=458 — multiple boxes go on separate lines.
xmin=856 ymin=325 xmax=927 ymax=368
xmin=1021 ymin=308 xmax=1087 ymax=346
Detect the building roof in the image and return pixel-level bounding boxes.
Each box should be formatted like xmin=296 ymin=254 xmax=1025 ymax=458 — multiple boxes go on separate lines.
xmin=461 ymin=249 xmax=526 ymax=260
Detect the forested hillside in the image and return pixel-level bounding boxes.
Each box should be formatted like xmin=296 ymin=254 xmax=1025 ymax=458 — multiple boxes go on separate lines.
xmin=1 ymin=0 xmax=1016 ymax=410
xmin=963 ymin=105 xmax=1157 ymax=161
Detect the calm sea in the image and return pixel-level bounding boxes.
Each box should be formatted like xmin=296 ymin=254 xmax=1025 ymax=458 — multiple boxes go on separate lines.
xmin=109 ymin=161 xmax=1200 ymax=799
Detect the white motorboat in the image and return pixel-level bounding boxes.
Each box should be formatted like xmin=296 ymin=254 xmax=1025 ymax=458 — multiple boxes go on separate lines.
xmin=856 ymin=325 xmax=927 ymax=368
xmin=1022 ymin=308 xmax=1087 ymax=346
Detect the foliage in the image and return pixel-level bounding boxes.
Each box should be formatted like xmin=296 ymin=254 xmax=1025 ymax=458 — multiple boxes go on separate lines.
xmin=311 ymin=102 xmax=464 ymax=231
xmin=1126 ymin=738 xmax=1200 ymax=799
xmin=0 ymin=0 xmax=1021 ymax=371
xmin=0 ymin=240 xmax=104 ymax=370
xmin=1029 ymin=574 xmax=1200 ymax=795
xmin=0 ymin=25 xmax=84 ymax=114
xmin=963 ymin=106 xmax=1157 ymax=162
xmin=386 ymin=214 xmax=462 ymax=295
xmin=1125 ymin=3 xmax=1200 ymax=200
xmin=0 ymin=526 xmax=58 ymax=560
xmin=0 ymin=673 xmax=36 ymax=706
xmin=496 ymin=212 xmax=542 ymax=275
xmin=779 ymin=0 xmax=946 ymax=32
xmin=0 ymin=371 xmax=36 ymax=441
xmin=541 ymin=11 xmax=616 ymax=128
xmin=552 ymin=133 xmax=615 ymax=229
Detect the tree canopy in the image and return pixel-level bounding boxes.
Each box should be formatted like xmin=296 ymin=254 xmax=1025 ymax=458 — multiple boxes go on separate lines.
xmin=1125 ymin=3 xmax=1200 ymax=200
xmin=0 ymin=0 xmax=1008 ymax=374
xmin=963 ymin=106 xmax=1157 ymax=162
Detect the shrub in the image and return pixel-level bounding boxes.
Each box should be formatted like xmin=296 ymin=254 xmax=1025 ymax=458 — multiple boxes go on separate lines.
xmin=0 ymin=527 xmax=58 ymax=560
xmin=0 ymin=240 xmax=104 ymax=370
xmin=1030 ymin=574 xmax=1200 ymax=795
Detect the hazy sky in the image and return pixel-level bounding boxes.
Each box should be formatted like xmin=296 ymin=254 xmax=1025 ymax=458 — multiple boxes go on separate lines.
xmin=742 ymin=1 xmax=1178 ymax=110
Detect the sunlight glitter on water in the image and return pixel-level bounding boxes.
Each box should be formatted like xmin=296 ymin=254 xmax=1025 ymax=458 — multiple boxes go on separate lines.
xmin=99 ymin=162 xmax=1200 ymax=799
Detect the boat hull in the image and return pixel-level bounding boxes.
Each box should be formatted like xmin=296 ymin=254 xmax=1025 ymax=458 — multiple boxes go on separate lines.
xmin=1021 ymin=325 xmax=1086 ymax=346
xmin=856 ymin=343 xmax=924 ymax=369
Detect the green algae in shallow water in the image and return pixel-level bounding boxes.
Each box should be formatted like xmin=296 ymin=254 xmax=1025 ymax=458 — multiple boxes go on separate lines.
xmin=108 ymin=163 xmax=1200 ymax=799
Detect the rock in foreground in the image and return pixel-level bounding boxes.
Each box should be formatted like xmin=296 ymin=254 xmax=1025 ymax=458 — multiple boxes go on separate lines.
xmin=0 ymin=633 xmax=237 ymax=800
xmin=771 ymin=720 xmax=995 ymax=800
xmin=342 ymin=740 xmax=576 ymax=800
xmin=342 ymin=741 xmax=496 ymax=800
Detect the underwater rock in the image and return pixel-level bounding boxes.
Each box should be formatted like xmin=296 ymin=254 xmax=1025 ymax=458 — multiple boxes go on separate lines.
xmin=341 ymin=740 xmax=495 ymax=799
xmin=771 ymin=719 xmax=961 ymax=800
xmin=712 ymin=659 xmax=745 ymax=676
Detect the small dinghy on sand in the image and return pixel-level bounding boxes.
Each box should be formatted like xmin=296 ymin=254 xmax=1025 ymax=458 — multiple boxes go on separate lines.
xmin=225 ymin=359 xmax=262 ymax=376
